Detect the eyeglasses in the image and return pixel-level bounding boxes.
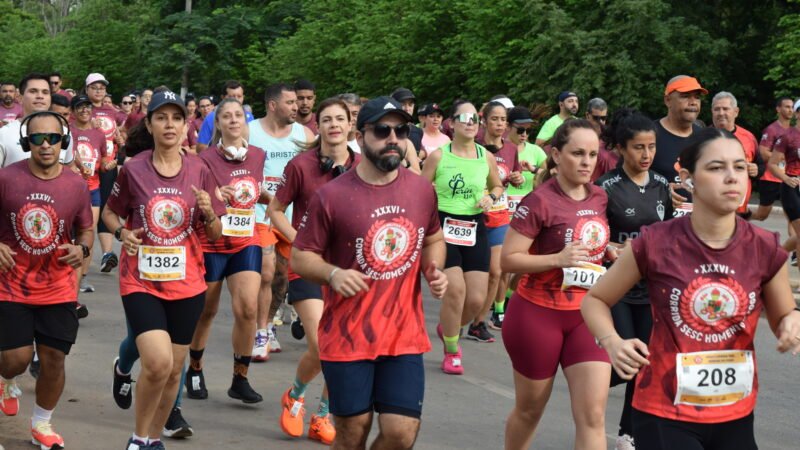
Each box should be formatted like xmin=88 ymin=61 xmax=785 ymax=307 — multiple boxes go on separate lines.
xmin=515 ymin=126 xmax=531 ymax=134
xmin=88 ymin=85 xmax=106 ymax=92
xmin=121 ymin=101 xmax=133 ymax=105
xmin=74 ymin=104 xmax=91 ymax=112
xmin=28 ymin=133 xmax=64 ymax=146
xmin=367 ymin=123 xmax=410 ymax=140
xmin=591 ymin=115 xmax=607 ymax=122
xmin=454 ymin=113 xmax=479 ymax=125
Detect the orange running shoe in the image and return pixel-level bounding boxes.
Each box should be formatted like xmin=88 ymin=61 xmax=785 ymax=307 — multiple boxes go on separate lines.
xmin=280 ymin=388 xmax=305 ymax=437
xmin=0 ymin=378 xmax=19 ymax=416
xmin=31 ymin=421 xmax=65 ymax=450
xmin=309 ymin=414 xmax=336 ymax=445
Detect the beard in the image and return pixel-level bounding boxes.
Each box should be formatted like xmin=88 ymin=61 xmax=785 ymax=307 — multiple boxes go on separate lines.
xmin=363 ymin=141 xmax=406 ymax=173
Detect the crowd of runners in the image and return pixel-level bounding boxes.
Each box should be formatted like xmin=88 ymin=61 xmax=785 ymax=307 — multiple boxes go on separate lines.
xmin=0 ymin=71 xmax=799 ymax=450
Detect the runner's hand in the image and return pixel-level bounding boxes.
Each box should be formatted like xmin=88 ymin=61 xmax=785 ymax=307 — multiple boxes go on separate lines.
xmin=775 ymin=310 xmax=800 ymax=355
xmin=424 ymin=261 xmax=447 ymax=299
xmin=784 ymin=177 xmax=800 ymax=188
xmin=191 ymin=185 xmax=215 ymax=218
xmin=219 ymin=185 xmax=236 ymax=203
xmin=508 ymin=171 xmax=524 ymax=186
xmin=669 ymin=183 xmax=688 ymax=208
xmin=605 ymin=245 xmax=620 ymax=263
xmin=57 ymin=243 xmax=83 ymax=268
xmin=103 ymin=159 xmax=117 ymax=171
xmin=477 ymin=195 xmax=494 ymax=211
xmin=330 ymin=269 xmax=370 ymax=297
xmin=519 ymin=160 xmax=535 ymax=172
xmin=122 ymin=228 xmax=144 ymax=256
xmin=555 ymin=241 xmax=590 ymax=268
xmin=0 ymin=243 xmax=17 ymax=271
xmin=605 ymin=335 xmax=650 ymax=380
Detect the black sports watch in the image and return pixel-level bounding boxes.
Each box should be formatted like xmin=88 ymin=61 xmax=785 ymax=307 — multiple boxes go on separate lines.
xmin=489 ymin=193 xmax=498 ymax=202
xmin=80 ymin=243 xmax=90 ymax=259
xmin=114 ymin=226 xmax=124 ymax=242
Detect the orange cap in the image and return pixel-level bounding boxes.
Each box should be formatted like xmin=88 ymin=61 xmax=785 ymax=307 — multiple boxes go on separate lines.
xmin=664 ymin=76 xmax=708 ymax=96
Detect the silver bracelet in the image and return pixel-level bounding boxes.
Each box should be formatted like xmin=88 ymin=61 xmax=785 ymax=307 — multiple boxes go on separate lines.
xmin=328 ymin=267 xmax=340 ymax=284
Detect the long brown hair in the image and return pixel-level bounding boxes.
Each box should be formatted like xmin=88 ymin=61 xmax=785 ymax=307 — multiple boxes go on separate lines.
xmin=210 ymin=98 xmax=244 ymax=146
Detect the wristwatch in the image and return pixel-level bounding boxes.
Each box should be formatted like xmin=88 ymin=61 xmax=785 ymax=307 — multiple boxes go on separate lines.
xmin=80 ymin=243 xmax=90 ymax=259
xmin=489 ymin=193 xmax=498 ymax=202
xmin=114 ymin=226 xmax=124 ymax=242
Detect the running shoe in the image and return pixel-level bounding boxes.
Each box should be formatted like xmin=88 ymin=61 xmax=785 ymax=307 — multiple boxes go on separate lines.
xmin=615 ymin=434 xmax=635 ymax=450
xmin=228 ymin=374 xmax=263 ymax=403
xmin=31 ymin=421 xmax=64 ymax=450
xmin=184 ymin=367 xmax=208 ymax=400
xmin=792 ymin=251 xmax=798 ymax=267
xmin=76 ymin=303 xmax=89 ymax=319
xmin=0 ymin=377 xmax=20 ymax=416
xmin=148 ymin=441 xmax=165 ymax=450
xmin=442 ymin=347 xmax=464 ymax=375
xmin=29 ymin=353 xmax=40 ymax=379
xmin=489 ymin=310 xmax=504 ymax=330
xmin=124 ymin=437 xmax=148 ymax=450
xmin=466 ymin=321 xmax=496 ymax=343
xmin=308 ymin=414 xmax=336 ymax=445
xmin=100 ymin=252 xmax=118 ymax=273
xmin=80 ymin=278 xmax=95 ymax=293
xmin=252 ymin=331 xmax=269 ymax=362
xmin=163 ymin=406 xmax=193 ymax=438
xmin=280 ymin=388 xmax=305 ymax=438
xmin=291 ymin=317 xmax=305 ymax=340
xmin=113 ymin=357 xmax=133 ymax=409
xmin=268 ymin=324 xmax=282 ymax=353
xmin=273 ymin=305 xmax=284 ymax=326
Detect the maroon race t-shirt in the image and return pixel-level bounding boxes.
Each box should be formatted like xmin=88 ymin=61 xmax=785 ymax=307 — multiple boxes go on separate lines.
xmin=0 ymin=161 xmax=92 ymax=305
xmin=70 ymin=125 xmax=108 ymax=191
xmin=773 ymin=127 xmax=800 ymax=177
xmin=92 ymin=104 xmax=119 ymax=159
xmin=759 ymin=120 xmax=789 ymax=183
xmin=0 ymin=103 xmax=22 ymax=123
xmin=198 ymin=144 xmax=266 ymax=253
xmin=293 ymin=168 xmax=440 ymax=361
xmin=630 ymin=216 xmax=786 ymax=423
xmin=510 ymin=177 xmax=609 ymax=310
xmin=301 ymin=113 xmax=318 ymax=135
xmin=107 ymin=151 xmax=226 ymax=299
xmin=124 ymin=111 xmax=146 ymax=131
xmin=591 ymin=144 xmax=620 ymax=183
xmin=482 ymin=139 xmax=520 ymax=228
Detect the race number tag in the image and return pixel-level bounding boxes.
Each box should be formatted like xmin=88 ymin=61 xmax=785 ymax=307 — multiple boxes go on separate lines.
xmin=674 ymin=350 xmax=754 ymax=407
xmin=81 ymin=158 xmax=96 ymax=177
xmin=484 ymin=189 xmax=508 ymax=212
xmin=507 ymin=195 xmax=524 ymax=213
xmin=674 ymin=202 xmax=693 ymax=217
xmin=561 ymin=262 xmax=607 ymax=290
xmin=222 ymin=208 xmax=255 ymax=237
xmin=262 ymin=176 xmax=281 ymax=196
xmin=138 ymin=246 xmax=186 ymax=281
xmin=443 ymin=217 xmax=477 ymax=246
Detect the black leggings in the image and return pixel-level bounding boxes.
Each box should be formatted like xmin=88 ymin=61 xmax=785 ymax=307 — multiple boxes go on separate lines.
xmin=610 ymin=302 xmax=652 ymax=436
xmin=633 ymin=409 xmax=757 ymax=450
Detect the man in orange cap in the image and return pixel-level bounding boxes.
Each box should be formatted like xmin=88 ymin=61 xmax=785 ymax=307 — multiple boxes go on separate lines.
xmin=652 ymin=75 xmax=708 ymax=217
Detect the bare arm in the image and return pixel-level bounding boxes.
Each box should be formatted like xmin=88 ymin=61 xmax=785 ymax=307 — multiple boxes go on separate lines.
xmin=768 ymin=149 xmax=796 ymax=186
xmin=499 ymin=227 xmax=589 ymax=274
xmin=420 ymin=148 xmax=441 ymax=182
xmin=267 ymin=196 xmax=296 ymax=242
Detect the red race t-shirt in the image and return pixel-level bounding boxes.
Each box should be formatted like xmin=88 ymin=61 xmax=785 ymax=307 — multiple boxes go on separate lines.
xmin=0 ymin=103 xmax=22 ymax=123
xmin=510 ymin=177 xmax=609 ymax=311
xmin=293 ymin=168 xmax=440 ymax=361
xmin=198 ymin=145 xmax=266 ymax=253
xmin=759 ymin=120 xmax=789 ymax=183
xmin=70 ymin=125 xmax=108 ymax=191
xmin=484 ymin=140 xmax=520 ymax=228
xmin=106 ymin=151 xmax=226 ymax=299
xmin=773 ymin=127 xmax=800 ymax=177
xmin=92 ymin=105 xmax=119 ymax=159
xmin=630 ymin=216 xmax=786 ymax=423
xmin=124 ymin=111 xmax=145 ymax=131
xmin=0 ymin=161 xmax=93 ymax=304
xmin=591 ymin=143 xmax=620 ymax=183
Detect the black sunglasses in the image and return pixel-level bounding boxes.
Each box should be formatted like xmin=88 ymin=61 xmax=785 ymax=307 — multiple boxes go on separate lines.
xmin=515 ymin=127 xmax=531 ymax=134
xmin=591 ymin=115 xmax=608 ymax=122
xmin=368 ymin=123 xmax=410 ymax=140
xmin=121 ymin=101 xmax=133 ymax=105
xmin=29 ymin=133 xmax=64 ymax=146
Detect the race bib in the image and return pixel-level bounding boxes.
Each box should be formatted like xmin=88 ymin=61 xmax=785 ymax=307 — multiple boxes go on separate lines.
xmin=674 ymin=350 xmax=754 ymax=407
xmin=443 ymin=217 xmax=477 ymax=246
xmin=222 ymin=208 xmax=255 ymax=237
xmin=138 ymin=246 xmax=186 ymax=281
xmin=105 ymin=140 xmax=114 ymax=156
xmin=262 ymin=176 xmax=281 ymax=196
xmin=674 ymin=202 xmax=693 ymax=217
xmin=82 ymin=158 xmax=96 ymax=177
xmin=507 ymin=195 xmax=524 ymax=213
xmin=561 ymin=262 xmax=606 ymax=290
xmin=484 ymin=189 xmax=508 ymax=212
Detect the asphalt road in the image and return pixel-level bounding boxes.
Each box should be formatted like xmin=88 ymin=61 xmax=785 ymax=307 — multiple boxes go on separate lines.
xmin=1 ymin=207 xmax=799 ymax=450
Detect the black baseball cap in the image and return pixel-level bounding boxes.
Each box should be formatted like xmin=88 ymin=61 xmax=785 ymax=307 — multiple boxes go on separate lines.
xmin=390 ymin=88 xmax=415 ymax=102
xmin=557 ymin=91 xmax=578 ymax=102
xmin=357 ymin=96 xmax=413 ymax=130
xmin=418 ymin=103 xmax=444 ymax=116
xmin=147 ymin=90 xmax=187 ymax=116
xmin=507 ymin=107 xmax=534 ymax=124
xmin=70 ymin=95 xmax=92 ymax=109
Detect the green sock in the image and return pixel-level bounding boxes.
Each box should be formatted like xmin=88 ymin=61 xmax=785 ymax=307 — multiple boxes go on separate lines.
xmin=317 ymin=396 xmax=330 ymax=417
xmin=443 ymin=335 xmax=459 ymax=354
xmin=506 ymin=288 xmax=513 ymax=299
xmin=494 ymin=300 xmax=505 ymax=314
xmin=290 ymin=377 xmax=307 ymax=400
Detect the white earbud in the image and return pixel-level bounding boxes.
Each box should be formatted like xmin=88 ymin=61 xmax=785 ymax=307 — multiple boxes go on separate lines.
xmin=684 ymin=178 xmax=694 ymax=191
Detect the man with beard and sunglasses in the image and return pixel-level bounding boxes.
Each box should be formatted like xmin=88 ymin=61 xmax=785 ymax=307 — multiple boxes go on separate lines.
xmin=292 ymin=96 xmax=447 ymax=449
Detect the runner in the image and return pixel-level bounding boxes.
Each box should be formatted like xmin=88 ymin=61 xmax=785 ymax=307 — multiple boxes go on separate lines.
xmin=294 ymin=79 xmax=318 ymax=135
xmin=535 ymin=91 xmax=578 ymax=147
xmin=186 ymin=98 xmax=267 ymax=404
xmin=48 ymin=95 xmax=70 ymax=123
xmin=0 ymin=110 xmax=93 ymax=450
xmin=338 ymin=93 xmax=363 ymax=153
xmin=292 ymin=95 xmax=447 ymax=449
xmin=390 ymin=87 xmax=424 ymax=152
xmin=767 ymin=103 xmax=800 ymax=277
xmin=585 ymin=97 xmax=619 ymax=182
xmin=0 ymin=81 xmax=23 ymax=126
xmin=468 ymin=101 xmax=523 ymax=343
xmin=420 ymin=103 xmax=450 ymax=156
xmin=48 ymin=72 xmax=72 ymax=100
xmin=582 ymin=127 xmax=800 ymax=450
xmin=0 ymin=74 xmax=57 ymax=168
xmin=102 ymin=90 xmax=225 ymax=450
xmin=421 ymin=100 xmax=504 ymax=375
xmin=196 ymin=80 xmax=254 ymax=152
xmin=595 ymin=108 xmax=672 ymax=450
xmin=270 ymin=98 xmax=360 ymax=444
xmin=501 ymin=119 xmax=611 ymax=449
xmin=752 ymin=96 xmax=794 ymax=221
xmin=249 ymin=83 xmax=313 ymax=363
xmin=123 ymin=89 xmax=151 ymax=133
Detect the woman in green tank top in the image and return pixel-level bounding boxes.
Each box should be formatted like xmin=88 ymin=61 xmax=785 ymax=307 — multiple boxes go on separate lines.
xmin=421 ymin=100 xmax=503 ymax=375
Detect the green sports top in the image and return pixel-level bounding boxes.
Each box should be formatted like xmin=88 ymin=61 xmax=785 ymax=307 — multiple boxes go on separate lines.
xmin=508 ymin=142 xmax=547 ymax=196
xmin=434 ymin=142 xmax=490 ymax=216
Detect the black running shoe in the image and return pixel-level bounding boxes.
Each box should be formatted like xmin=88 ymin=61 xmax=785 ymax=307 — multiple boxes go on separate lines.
xmin=112 ymin=357 xmax=133 ymax=409
xmin=489 ymin=310 xmax=504 ymax=330
xmin=465 ymin=321 xmax=496 ymax=343
xmin=76 ymin=303 xmax=89 ymax=319
xmin=163 ymin=406 xmax=193 ymax=439
xmin=101 ymin=252 xmax=118 ymax=273
xmin=227 ymin=374 xmax=263 ymax=404
xmin=291 ymin=318 xmax=305 ymax=340
xmin=184 ymin=367 xmax=208 ymax=400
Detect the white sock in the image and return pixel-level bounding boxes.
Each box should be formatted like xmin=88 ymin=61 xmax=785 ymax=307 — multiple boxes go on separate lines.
xmin=31 ymin=404 xmax=53 ymax=426
xmin=131 ymin=433 xmax=147 ymax=444
xmin=116 ymin=365 xmax=130 ymax=377
xmin=258 ymin=328 xmax=268 ymax=336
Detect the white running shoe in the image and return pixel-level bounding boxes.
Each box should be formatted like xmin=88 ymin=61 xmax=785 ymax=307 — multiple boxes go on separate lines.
xmin=252 ymin=331 xmax=269 ymax=362
xmin=268 ymin=325 xmax=282 ymax=353
xmin=273 ymin=306 xmax=284 ymax=326
xmin=615 ymin=434 xmax=635 ymax=450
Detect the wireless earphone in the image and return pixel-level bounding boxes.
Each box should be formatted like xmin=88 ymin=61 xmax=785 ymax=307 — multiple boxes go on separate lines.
xmin=318 ymin=147 xmax=356 ymax=178
xmin=219 ymin=139 xmax=248 ymax=161
xmin=19 ymin=111 xmax=72 ymax=152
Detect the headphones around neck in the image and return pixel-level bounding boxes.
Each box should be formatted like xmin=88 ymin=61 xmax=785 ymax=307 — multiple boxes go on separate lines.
xmin=19 ymin=111 xmax=72 ymax=152
xmin=318 ymin=146 xmax=356 ymax=178
xmin=219 ymin=139 xmax=248 ymax=161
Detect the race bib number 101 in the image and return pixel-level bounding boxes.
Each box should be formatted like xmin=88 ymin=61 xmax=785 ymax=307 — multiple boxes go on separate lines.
xmin=561 ymin=262 xmax=606 ymax=290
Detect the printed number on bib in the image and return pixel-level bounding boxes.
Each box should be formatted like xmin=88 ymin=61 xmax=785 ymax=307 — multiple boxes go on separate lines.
xmin=81 ymin=158 xmax=96 ymax=177
xmin=263 ymin=176 xmax=281 ymax=196
xmin=484 ymin=189 xmax=508 ymax=212
xmin=222 ymin=208 xmax=255 ymax=237
xmin=443 ymin=217 xmax=477 ymax=246
xmin=138 ymin=246 xmax=186 ymax=281
xmin=674 ymin=350 xmax=754 ymax=407
xmin=507 ymin=195 xmax=524 ymax=213
xmin=561 ymin=262 xmax=606 ymax=290
xmin=674 ymin=202 xmax=693 ymax=217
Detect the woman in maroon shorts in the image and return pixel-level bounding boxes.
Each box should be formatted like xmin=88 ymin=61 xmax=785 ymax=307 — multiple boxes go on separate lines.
xmin=501 ymin=119 xmax=612 ymax=450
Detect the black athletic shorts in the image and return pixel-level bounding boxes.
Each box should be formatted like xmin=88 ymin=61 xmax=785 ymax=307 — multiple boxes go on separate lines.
xmin=439 ymin=211 xmax=489 ymax=272
xmin=758 ymin=179 xmax=781 ymax=206
xmin=121 ymin=292 xmax=205 ymax=345
xmin=780 ymin=182 xmax=800 ymax=221
xmin=98 ymin=169 xmax=118 ymax=234
xmin=288 ymin=278 xmax=323 ymax=304
xmin=0 ymin=301 xmax=79 ymax=354
xmin=632 ymin=409 xmax=756 ymax=450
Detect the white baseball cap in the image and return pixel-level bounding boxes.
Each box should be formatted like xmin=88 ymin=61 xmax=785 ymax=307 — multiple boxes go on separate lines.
xmin=794 ymin=99 xmax=800 ymax=112
xmin=85 ymin=73 xmax=109 ymax=86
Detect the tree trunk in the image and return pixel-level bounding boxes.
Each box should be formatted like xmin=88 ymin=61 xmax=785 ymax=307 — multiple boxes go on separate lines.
xmin=180 ymin=0 xmax=192 ymax=99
